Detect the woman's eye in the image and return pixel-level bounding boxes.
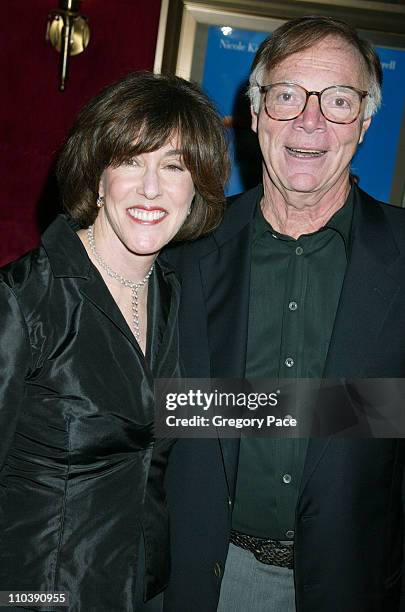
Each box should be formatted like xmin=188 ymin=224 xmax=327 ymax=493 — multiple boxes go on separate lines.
xmin=164 ymin=162 xmax=184 ymax=171
xmin=123 ymin=158 xmax=139 ymax=167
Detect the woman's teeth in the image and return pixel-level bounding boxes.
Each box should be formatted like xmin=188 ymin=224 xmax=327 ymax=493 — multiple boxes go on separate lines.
xmin=128 ymin=209 xmax=166 ymax=221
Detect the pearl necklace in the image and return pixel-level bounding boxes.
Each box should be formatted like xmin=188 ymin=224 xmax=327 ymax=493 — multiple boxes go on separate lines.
xmin=87 ymin=225 xmax=154 ymax=343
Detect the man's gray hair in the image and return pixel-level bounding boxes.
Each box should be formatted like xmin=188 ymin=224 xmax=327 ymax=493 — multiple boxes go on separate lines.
xmin=248 ymin=16 xmax=382 ymax=120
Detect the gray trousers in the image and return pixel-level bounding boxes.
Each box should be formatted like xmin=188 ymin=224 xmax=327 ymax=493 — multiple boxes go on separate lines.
xmin=217 ymin=543 xmax=296 ymax=612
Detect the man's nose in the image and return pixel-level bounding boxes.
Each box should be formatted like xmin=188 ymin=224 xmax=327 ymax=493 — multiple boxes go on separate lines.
xmin=295 ymin=94 xmax=326 ymax=132
xmin=138 ymin=167 xmax=162 ymax=199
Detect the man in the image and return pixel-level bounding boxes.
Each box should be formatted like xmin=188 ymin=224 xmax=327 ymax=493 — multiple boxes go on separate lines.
xmin=164 ymin=15 xmax=405 ymax=612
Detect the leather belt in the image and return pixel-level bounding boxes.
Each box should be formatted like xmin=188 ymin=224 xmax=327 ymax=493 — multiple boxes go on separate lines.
xmin=230 ymin=529 xmax=294 ymax=569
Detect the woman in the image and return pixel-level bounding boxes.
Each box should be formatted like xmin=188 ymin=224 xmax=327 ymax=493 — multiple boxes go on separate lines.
xmin=0 ymin=72 xmax=229 ymax=611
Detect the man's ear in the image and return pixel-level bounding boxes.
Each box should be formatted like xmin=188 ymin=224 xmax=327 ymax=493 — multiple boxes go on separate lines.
xmin=358 ymin=117 xmax=371 ymax=144
xmin=251 ymin=105 xmax=258 ymax=133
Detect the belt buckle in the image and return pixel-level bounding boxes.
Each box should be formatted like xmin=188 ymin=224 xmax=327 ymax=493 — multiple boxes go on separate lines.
xmin=253 ymin=539 xmax=294 ymax=569
xmin=252 ymin=538 xmax=276 ymax=564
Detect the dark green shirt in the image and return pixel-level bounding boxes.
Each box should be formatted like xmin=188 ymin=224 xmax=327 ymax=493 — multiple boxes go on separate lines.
xmin=232 ymin=189 xmax=353 ymax=540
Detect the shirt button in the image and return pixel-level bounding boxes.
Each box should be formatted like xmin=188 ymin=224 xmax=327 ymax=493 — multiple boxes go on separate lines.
xmin=282 ymin=473 xmax=292 ymax=484
xmin=285 ymin=357 xmax=294 ymax=368
xmin=288 ymin=301 xmax=298 ymax=311
xmin=285 ymin=530 xmax=295 ymax=539
xmin=295 ymin=246 xmax=304 ymax=256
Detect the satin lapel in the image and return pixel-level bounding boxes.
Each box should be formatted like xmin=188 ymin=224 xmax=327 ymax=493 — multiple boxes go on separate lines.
xmin=43 ymin=215 xmax=145 ymax=359
xmin=80 ymin=270 xmax=144 ymax=359
xmin=148 ymin=265 xmax=181 ymax=378
xmin=300 ymin=188 xmax=401 ymax=498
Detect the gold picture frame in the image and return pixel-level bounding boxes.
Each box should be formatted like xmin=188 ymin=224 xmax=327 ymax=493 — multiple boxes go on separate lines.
xmin=154 ymin=0 xmax=405 ymax=77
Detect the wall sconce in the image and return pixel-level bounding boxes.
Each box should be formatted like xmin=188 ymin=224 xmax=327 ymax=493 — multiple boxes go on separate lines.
xmin=46 ymin=0 xmax=90 ymax=91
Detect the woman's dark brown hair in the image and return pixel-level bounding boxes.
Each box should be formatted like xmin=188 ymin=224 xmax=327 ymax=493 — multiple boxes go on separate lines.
xmin=57 ymin=72 xmax=230 ymax=240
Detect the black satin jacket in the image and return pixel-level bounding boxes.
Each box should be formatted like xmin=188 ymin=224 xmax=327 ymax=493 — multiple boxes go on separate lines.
xmin=0 ymin=215 xmax=181 ymax=611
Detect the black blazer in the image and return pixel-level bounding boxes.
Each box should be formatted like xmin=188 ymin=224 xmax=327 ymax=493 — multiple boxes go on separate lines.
xmin=0 ymin=215 xmax=181 ymax=611
xmin=164 ymin=184 xmax=405 ymax=612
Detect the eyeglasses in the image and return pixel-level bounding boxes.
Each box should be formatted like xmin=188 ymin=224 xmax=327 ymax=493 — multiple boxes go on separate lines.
xmin=258 ymin=82 xmax=369 ymax=124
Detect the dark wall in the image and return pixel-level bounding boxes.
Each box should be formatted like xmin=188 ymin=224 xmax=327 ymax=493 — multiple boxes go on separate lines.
xmin=1 ymin=0 xmax=162 ymax=266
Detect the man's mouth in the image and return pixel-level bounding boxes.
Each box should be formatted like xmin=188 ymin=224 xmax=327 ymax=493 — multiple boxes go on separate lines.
xmin=127 ymin=207 xmax=167 ymax=223
xmin=285 ymin=147 xmax=327 ymax=158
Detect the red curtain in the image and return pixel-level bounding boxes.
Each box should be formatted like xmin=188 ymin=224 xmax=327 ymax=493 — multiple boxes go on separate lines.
xmin=1 ymin=0 xmax=162 ymax=266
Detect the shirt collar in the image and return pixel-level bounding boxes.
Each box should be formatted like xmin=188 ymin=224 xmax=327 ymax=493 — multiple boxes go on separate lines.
xmin=324 ymin=186 xmax=354 ymax=254
xmin=253 ymin=184 xmax=354 ymax=254
xmin=41 ymin=214 xmax=91 ymax=278
xmin=42 ymin=213 xmax=177 ymax=281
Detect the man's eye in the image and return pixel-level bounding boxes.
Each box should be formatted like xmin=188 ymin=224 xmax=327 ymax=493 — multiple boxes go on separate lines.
xmin=332 ymin=97 xmax=350 ymax=108
xmin=275 ymin=91 xmax=298 ymax=105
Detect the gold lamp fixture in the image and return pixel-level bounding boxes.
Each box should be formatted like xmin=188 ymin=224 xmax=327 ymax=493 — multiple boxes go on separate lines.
xmin=46 ymin=0 xmax=90 ymax=91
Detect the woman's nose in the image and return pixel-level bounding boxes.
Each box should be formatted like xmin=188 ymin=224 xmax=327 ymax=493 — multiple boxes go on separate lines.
xmin=138 ymin=167 xmax=162 ymax=199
